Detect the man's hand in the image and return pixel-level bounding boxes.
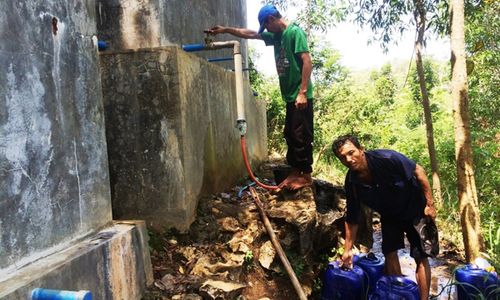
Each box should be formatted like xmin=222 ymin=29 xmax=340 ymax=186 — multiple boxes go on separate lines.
xmin=208 ymin=26 xmax=226 ymax=35
xmin=341 ymin=249 xmax=354 ymax=269
xmin=342 ymin=222 xmax=358 ymax=269
xmin=295 ymin=92 xmax=308 ymax=110
xmin=424 ymin=204 xmax=437 ymax=220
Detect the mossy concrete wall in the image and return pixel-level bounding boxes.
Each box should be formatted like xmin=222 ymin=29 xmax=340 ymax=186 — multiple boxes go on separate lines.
xmin=0 ymin=0 xmax=112 ymax=276
xmin=100 ymin=46 xmax=267 ymax=231
xmin=0 ymin=2 xmax=151 ymax=299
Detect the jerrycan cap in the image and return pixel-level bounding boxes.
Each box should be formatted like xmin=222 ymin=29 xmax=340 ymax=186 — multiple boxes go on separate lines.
xmin=354 ymin=252 xmax=384 ymax=264
xmin=362 ymin=252 xmax=378 ymax=261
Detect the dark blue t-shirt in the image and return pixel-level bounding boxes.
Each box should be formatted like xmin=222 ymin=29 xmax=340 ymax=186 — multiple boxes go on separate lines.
xmin=344 ymin=150 xmax=426 ymax=224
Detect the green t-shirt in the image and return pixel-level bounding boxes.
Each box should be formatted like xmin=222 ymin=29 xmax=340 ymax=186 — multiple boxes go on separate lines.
xmin=261 ymin=22 xmax=313 ymax=102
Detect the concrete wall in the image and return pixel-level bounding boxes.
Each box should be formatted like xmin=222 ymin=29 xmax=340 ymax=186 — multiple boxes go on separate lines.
xmin=0 ymin=0 xmax=112 ymax=275
xmin=95 ymin=0 xmax=248 ymax=69
xmin=1 ymin=0 xmax=262 ymax=290
xmin=100 ymin=47 xmax=267 ymax=231
xmin=0 ymin=221 xmax=153 ymax=300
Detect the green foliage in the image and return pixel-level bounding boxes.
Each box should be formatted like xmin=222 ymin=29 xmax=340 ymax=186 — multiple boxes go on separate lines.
xmin=244 ymin=250 xmax=255 ymax=270
xmin=263 ymin=80 xmax=287 ymax=154
xmin=262 ymin=0 xmax=348 ymax=33
xmin=310 ymin=40 xmax=348 ymax=86
xmin=148 ymin=227 xmax=179 ymax=252
xmin=349 ymin=0 xmax=415 ymax=50
xmin=244 ymin=250 xmax=254 ymax=263
xmin=372 ymin=64 xmax=397 ymax=105
xmin=297 ymin=0 xmax=348 ymax=33
xmin=248 ymin=52 xmax=287 ymax=154
xmin=248 ymin=49 xmax=264 ymax=88
xmin=251 ymin=0 xmax=499 ymax=269
xmin=285 ymin=250 xmax=306 ymax=277
xmin=484 ymin=212 xmax=500 ymax=271
xmin=148 ymin=229 xmax=164 ymax=252
xmin=347 ymin=0 xmax=448 ymax=51
xmin=409 ymin=59 xmax=438 ymax=103
xmin=313 ymin=277 xmax=323 ymax=293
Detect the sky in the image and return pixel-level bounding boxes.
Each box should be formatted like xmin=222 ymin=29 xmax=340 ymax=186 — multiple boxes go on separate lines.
xmin=246 ymin=2 xmax=450 ymax=76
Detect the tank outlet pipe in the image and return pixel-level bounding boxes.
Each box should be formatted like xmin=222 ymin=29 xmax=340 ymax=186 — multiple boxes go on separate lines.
xmin=31 ymin=288 xmax=92 ymax=300
xmin=206 ymin=41 xmax=245 ymax=132
xmin=182 ymin=41 xmax=245 ymax=133
xmin=182 ymin=39 xmax=278 ymax=190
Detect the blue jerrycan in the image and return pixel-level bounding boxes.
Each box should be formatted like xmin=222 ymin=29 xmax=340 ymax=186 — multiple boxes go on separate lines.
xmin=353 ymin=253 xmax=384 ymax=295
xmin=370 ymin=275 xmax=420 ymax=300
xmin=455 ymin=264 xmax=500 ymax=300
xmin=321 ymin=261 xmax=368 ymax=300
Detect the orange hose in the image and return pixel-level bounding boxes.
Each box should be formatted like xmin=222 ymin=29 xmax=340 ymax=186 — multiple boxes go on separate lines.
xmin=240 ymin=135 xmax=278 ymax=190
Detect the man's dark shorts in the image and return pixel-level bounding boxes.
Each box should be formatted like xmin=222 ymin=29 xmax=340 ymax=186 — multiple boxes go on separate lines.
xmin=381 ymin=216 xmax=439 ymax=260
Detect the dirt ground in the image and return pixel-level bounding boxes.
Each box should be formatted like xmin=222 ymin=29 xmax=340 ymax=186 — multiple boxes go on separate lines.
xmin=143 ymin=185 xmax=328 ymax=300
xmin=142 ymin=163 xmax=466 ymax=300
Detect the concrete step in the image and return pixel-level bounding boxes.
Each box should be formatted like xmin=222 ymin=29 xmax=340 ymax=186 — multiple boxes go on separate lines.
xmin=0 ymin=221 xmax=153 ymax=300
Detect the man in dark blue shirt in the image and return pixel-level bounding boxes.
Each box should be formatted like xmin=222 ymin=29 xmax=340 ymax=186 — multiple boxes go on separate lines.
xmin=332 ymin=134 xmax=438 ymax=300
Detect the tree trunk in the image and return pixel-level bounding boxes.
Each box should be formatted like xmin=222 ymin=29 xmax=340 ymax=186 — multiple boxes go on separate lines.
xmin=414 ymin=0 xmax=443 ymax=208
xmin=450 ymin=0 xmax=485 ymax=263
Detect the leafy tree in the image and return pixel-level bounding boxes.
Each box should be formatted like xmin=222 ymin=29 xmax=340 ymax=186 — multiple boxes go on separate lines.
xmin=464 ymin=0 xmax=499 ymax=265
xmin=347 ymin=0 xmax=444 ymax=205
xmin=409 ymin=59 xmax=437 ymax=104
xmin=373 ymin=64 xmax=396 ymax=105
xmin=262 ymin=80 xmax=287 ymax=154
xmin=414 ymin=0 xmax=444 ymax=206
xmin=261 ymin=0 xmax=348 ymax=36
xmin=450 ymin=0 xmax=484 ymax=262
xmin=310 ymin=43 xmax=348 ymax=87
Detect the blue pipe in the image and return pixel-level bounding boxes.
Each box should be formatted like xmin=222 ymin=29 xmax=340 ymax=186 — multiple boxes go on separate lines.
xmin=31 ymin=288 xmax=92 ymax=300
xmin=182 ymin=44 xmax=206 ymax=52
xmin=231 ymin=68 xmax=253 ymax=72
xmin=97 ymin=41 xmax=107 ymax=51
xmin=238 ymin=181 xmax=256 ymax=199
xmin=207 ymin=57 xmax=234 ymax=62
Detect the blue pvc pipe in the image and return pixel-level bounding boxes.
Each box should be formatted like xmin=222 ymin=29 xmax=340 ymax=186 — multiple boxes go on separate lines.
xmin=207 ymin=57 xmax=234 ymax=62
xmin=97 ymin=41 xmax=107 ymax=51
xmin=31 ymin=288 xmax=92 ymax=300
xmin=231 ymin=68 xmax=253 ymax=72
xmin=237 ymin=181 xmax=256 ymax=199
xmin=182 ymin=44 xmax=206 ymax=52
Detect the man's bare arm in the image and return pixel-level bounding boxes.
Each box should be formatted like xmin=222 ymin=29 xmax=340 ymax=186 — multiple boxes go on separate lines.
xmin=295 ymin=52 xmax=312 ymax=109
xmin=415 ymin=164 xmax=437 ymax=219
xmin=342 ymin=222 xmax=359 ymax=268
xmin=209 ymin=26 xmax=262 ymax=40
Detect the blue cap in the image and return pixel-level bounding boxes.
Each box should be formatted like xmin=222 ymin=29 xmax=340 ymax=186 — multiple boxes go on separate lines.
xmin=258 ymin=5 xmax=279 ymax=34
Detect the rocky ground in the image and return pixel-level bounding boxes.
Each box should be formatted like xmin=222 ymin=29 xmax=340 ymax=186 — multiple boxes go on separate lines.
xmin=142 ymin=162 xmax=464 ymax=300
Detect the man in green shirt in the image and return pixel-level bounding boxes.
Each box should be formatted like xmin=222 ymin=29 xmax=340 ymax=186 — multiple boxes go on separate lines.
xmin=209 ymin=5 xmax=314 ymax=190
